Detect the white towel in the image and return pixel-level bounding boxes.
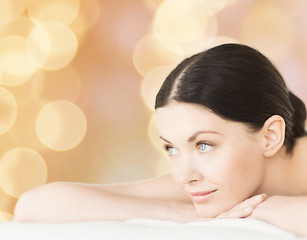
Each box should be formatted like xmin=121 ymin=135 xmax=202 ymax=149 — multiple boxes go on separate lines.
xmin=0 ymin=218 xmax=303 ymax=240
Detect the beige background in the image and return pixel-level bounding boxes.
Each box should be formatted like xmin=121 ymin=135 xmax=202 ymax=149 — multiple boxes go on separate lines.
xmin=0 ymin=0 xmax=307 ymax=219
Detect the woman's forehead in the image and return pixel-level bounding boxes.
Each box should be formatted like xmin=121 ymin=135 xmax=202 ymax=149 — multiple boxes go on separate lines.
xmin=155 ymin=102 xmax=251 ymax=138
xmin=156 ymin=102 xmax=220 ymax=122
xmin=156 ymin=102 xmax=228 ymax=131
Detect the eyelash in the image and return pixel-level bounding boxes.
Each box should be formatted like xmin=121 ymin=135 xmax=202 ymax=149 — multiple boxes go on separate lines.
xmin=196 ymin=142 xmax=214 ymax=152
xmin=164 ymin=142 xmax=214 ymax=155
xmin=164 ymin=145 xmax=176 ymax=155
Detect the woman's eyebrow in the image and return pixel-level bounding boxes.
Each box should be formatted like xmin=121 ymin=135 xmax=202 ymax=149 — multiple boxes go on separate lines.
xmin=188 ymin=130 xmax=222 ymax=142
xmin=159 ymin=130 xmax=222 ymax=144
xmin=159 ymin=136 xmax=171 ymax=144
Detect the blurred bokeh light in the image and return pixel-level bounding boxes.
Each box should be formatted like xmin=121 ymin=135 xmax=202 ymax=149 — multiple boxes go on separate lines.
xmin=69 ymin=0 xmax=101 ymax=35
xmin=0 ymin=212 xmax=13 ymax=222
xmin=0 ymin=188 xmax=17 ymax=215
xmin=240 ymin=1 xmax=294 ymax=62
xmin=0 ymin=16 xmax=34 ymax=38
xmin=154 ymin=0 xmax=209 ymax=42
xmin=27 ymin=0 xmax=79 ymax=25
xmin=0 ymin=36 xmax=36 ymax=86
xmin=0 ymin=87 xmax=17 ymax=135
xmin=0 ymin=0 xmax=306 ymax=220
xmin=27 ymin=22 xmax=78 ymax=70
xmin=141 ymin=65 xmax=175 ymax=110
xmin=0 ymin=0 xmax=26 ymax=23
xmin=36 ymin=100 xmax=87 ymax=151
xmin=133 ymin=34 xmax=183 ymax=76
xmin=0 ymin=148 xmax=47 ymax=197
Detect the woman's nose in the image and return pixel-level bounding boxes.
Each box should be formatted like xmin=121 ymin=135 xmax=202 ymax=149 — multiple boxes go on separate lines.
xmin=178 ymin=160 xmax=203 ymax=184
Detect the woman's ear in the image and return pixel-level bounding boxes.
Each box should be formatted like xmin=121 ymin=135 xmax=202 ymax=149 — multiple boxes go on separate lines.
xmin=261 ymin=115 xmax=285 ymax=158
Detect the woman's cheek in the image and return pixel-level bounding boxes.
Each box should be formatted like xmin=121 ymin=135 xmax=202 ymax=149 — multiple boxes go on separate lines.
xmin=219 ymin=151 xmax=264 ymax=197
xmin=209 ymin=150 xmax=252 ymax=185
xmin=169 ymin=160 xmax=184 ymax=185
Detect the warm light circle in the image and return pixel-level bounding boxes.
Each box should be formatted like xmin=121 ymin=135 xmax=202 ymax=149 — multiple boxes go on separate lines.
xmin=36 ymin=100 xmax=87 ymax=151
xmin=141 ymin=65 xmax=175 ymax=110
xmin=0 ymin=16 xmax=34 ymax=38
xmin=240 ymin=3 xmax=293 ymax=62
xmin=0 ymin=0 xmax=27 ymax=23
xmin=198 ymin=0 xmax=228 ymax=16
xmin=27 ymin=0 xmax=80 ymax=25
xmin=0 ymin=87 xmax=17 ymax=135
xmin=0 ymin=148 xmax=47 ymax=198
xmin=0 ymin=212 xmax=13 ymax=222
xmin=0 ymin=188 xmax=17 ymax=214
xmin=31 ymin=65 xmax=82 ymax=105
xmin=69 ymin=0 xmax=101 ymax=34
xmin=198 ymin=36 xmax=239 ymax=52
xmin=148 ymin=114 xmax=164 ymax=153
xmin=27 ymin=22 xmax=78 ymax=71
xmin=133 ymin=34 xmax=183 ymax=76
xmin=0 ymin=36 xmax=37 ymax=86
xmin=155 ymin=0 xmax=208 ymax=42
xmin=180 ymin=15 xmax=218 ymax=56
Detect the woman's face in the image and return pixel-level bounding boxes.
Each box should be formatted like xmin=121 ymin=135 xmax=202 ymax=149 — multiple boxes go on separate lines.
xmin=155 ymin=102 xmax=266 ymax=217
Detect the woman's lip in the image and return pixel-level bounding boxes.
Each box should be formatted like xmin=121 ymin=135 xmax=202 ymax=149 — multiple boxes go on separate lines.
xmin=189 ymin=190 xmax=217 ymax=204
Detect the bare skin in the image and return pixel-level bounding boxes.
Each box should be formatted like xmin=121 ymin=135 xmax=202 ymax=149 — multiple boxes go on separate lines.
xmin=14 ymin=174 xmax=266 ymax=222
xmin=14 ymin=102 xmax=307 ymax=237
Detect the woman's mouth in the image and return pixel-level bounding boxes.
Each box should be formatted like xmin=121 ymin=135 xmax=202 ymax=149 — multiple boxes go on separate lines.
xmin=189 ymin=190 xmax=217 ymax=204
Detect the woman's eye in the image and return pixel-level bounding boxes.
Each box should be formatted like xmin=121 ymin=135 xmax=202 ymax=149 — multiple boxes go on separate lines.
xmin=165 ymin=146 xmax=177 ymax=156
xmin=197 ymin=143 xmax=213 ymax=153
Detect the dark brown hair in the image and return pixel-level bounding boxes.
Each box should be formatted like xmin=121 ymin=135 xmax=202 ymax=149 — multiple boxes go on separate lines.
xmin=155 ymin=43 xmax=306 ymax=153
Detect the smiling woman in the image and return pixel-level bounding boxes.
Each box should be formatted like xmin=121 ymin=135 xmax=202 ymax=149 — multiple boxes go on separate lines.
xmin=14 ymin=43 xmax=307 ymax=237
xmin=156 ymin=102 xmax=266 ymax=218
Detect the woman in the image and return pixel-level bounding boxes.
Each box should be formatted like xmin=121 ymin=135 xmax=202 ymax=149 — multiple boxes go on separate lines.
xmin=14 ymin=44 xmax=307 ymax=237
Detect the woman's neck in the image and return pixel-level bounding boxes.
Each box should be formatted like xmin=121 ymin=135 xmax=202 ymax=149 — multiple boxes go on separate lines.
xmin=254 ymin=137 xmax=307 ymax=196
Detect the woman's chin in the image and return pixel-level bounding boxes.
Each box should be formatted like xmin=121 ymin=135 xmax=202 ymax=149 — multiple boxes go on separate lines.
xmin=193 ymin=201 xmax=236 ymax=218
xmin=194 ymin=205 xmax=223 ymax=218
